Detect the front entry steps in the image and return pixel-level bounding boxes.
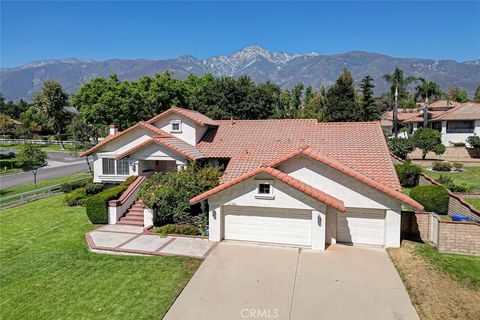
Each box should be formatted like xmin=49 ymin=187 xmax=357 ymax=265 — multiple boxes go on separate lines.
xmin=118 ymin=199 xmax=144 ymax=226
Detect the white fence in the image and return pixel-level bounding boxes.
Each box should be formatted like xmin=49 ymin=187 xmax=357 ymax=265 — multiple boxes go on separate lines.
xmin=0 ymin=177 xmax=90 ymax=208
xmin=0 ymin=138 xmax=77 ymax=146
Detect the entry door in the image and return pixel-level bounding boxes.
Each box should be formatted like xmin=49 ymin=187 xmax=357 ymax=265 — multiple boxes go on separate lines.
xmin=336 ymin=210 xmax=385 ymax=245
xmin=223 ymin=206 xmax=312 ymax=247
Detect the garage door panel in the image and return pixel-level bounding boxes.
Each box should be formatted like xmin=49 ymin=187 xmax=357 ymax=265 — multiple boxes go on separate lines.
xmin=337 ymin=211 xmax=385 ymax=245
xmin=224 ymin=206 xmax=311 ymax=246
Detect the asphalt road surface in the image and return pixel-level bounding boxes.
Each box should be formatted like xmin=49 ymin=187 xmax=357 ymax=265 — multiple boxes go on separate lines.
xmin=0 ymin=151 xmax=90 ymax=190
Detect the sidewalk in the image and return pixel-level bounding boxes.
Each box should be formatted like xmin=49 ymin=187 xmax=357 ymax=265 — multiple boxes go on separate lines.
xmin=86 ymin=225 xmax=216 ymax=259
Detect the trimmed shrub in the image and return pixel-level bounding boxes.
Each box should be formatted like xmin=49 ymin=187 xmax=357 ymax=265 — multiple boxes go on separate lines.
xmin=140 ymin=165 xmax=222 ymax=227
xmin=61 ymin=178 xmax=91 ymax=193
xmin=467 ymin=135 xmax=480 ymax=150
xmin=452 ymin=162 xmax=463 ymax=171
xmin=453 ymin=142 xmax=465 ymax=147
xmin=432 ymin=162 xmax=452 ymax=172
xmin=388 ymin=137 xmax=415 ymax=160
xmin=63 ymin=188 xmax=87 ymax=206
xmin=412 ymin=128 xmax=446 ymax=159
xmin=410 ymin=185 xmax=449 ymax=215
xmin=436 ymin=175 xmax=472 ymax=193
xmin=84 ymin=183 xmax=104 ymax=196
xmin=124 ymin=176 xmax=137 ymax=185
xmin=395 ymin=159 xmax=422 ymax=187
xmin=85 ymin=184 xmax=128 ymax=224
xmin=154 ymin=224 xmax=200 ymax=236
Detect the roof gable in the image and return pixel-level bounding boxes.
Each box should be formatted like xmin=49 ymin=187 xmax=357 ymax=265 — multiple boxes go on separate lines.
xmin=147 ymin=107 xmax=218 ymax=126
xmin=190 ymin=166 xmax=346 ymax=212
xmin=266 ymin=147 xmax=422 ymax=210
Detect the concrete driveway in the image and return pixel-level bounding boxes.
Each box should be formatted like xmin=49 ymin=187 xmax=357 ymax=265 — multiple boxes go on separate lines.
xmin=164 ymin=242 xmax=419 ymax=320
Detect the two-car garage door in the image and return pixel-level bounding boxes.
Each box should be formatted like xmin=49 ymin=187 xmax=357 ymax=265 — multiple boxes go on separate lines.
xmin=223 ymin=206 xmax=312 ymax=246
xmin=336 ymin=210 xmax=385 ymax=246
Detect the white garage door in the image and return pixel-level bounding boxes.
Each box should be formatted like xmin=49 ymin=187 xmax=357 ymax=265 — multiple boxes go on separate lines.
xmin=337 ymin=210 xmax=385 ymax=245
xmin=223 ymin=206 xmax=312 ymax=246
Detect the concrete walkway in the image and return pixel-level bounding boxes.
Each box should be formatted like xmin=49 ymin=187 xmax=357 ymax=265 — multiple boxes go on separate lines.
xmin=86 ymin=225 xmax=215 ymax=259
xmin=164 ymin=242 xmax=419 ymax=320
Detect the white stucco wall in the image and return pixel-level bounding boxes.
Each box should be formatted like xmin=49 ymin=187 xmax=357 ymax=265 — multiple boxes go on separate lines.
xmin=151 ymin=113 xmax=207 ymax=146
xmin=277 ymin=156 xmax=400 ymax=210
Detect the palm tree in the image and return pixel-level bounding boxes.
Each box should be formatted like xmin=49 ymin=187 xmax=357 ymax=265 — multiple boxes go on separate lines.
xmin=383 ymin=67 xmax=417 ymax=137
xmin=415 ymin=78 xmax=443 ymax=128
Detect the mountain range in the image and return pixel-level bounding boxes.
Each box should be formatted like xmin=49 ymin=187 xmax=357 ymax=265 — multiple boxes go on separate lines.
xmin=1 ymin=45 xmax=479 ymax=101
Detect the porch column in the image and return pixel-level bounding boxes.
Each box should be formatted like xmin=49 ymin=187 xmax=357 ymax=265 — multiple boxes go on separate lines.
xmin=209 ymin=204 xmax=222 ymax=242
xmin=176 ymin=160 xmax=186 ymax=171
xmin=412 ymin=122 xmax=418 ymax=132
xmin=311 ymin=204 xmax=327 ymax=251
xmin=441 ymin=121 xmax=447 ymax=134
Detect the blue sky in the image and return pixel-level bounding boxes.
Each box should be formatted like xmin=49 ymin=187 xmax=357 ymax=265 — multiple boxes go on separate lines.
xmin=1 ymin=1 xmax=479 ymax=67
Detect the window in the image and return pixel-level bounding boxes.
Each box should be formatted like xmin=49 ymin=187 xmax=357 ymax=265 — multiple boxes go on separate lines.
xmin=170 ymin=120 xmax=182 ymax=132
xmin=258 ymin=183 xmax=271 ymax=195
xmin=102 ymin=158 xmax=115 ymax=175
xmin=255 ymin=180 xmax=274 ymax=199
xmin=446 ymin=121 xmax=474 ymax=133
xmin=116 ymin=158 xmax=129 ymax=175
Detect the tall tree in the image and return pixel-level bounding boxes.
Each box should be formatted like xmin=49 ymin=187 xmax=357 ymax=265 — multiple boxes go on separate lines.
xmin=474 ymin=86 xmax=480 ymax=103
xmin=299 ymin=86 xmax=326 ymax=120
xmin=324 ymin=70 xmax=357 ymax=122
xmin=383 ymin=67 xmax=417 ymax=136
xmin=448 ymin=87 xmax=469 ymax=103
xmin=16 ymin=144 xmax=47 ymax=189
xmin=357 ymin=75 xmax=380 ymax=121
xmin=415 ymin=78 xmax=443 ymax=128
xmin=33 ymin=80 xmax=70 ymax=149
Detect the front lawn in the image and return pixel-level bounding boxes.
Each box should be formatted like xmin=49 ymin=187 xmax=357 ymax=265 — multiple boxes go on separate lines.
xmin=423 ymin=166 xmax=480 ymax=192
xmin=388 ymin=241 xmax=480 ymax=320
xmin=416 ymin=242 xmax=480 ymax=290
xmin=0 ymin=196 xmax=201 ymax=320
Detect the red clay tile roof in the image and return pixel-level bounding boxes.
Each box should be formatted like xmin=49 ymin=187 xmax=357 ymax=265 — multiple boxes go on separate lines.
xmin=147 ymin=107 xmax=218 ymax=126
xmin=197 ymin=120 xmax=402 ymax=191
xmin=433 ymin=102 xmax=480 ymax=121
xmin=80 ymin=122 xmax=171 ymax=157
xmin=267 ymin=147 xmax=423 ymax=210
xmin=190 ymin=167 xmax=346 ymax=212
xmin=114 ymin=136 xmax=204 ymax=161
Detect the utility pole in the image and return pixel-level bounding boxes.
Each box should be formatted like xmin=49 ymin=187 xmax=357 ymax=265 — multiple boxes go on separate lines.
xmin=393 ymin=86 xmax=398 ymax=137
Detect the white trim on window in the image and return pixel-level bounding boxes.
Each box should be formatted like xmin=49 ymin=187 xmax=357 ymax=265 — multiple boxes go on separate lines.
xmin=170 ymin=120 xmax=182 ymax=133
xmin=255 ymin=180 xmax=275 ymax=199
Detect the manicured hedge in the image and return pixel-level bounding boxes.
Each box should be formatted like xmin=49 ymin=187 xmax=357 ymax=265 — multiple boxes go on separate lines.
xmin=84 ymin=183 xmax=104 ymax=195
xmin=154 ymin=224 xmax=200 ymax=236
xmin=395 ymin=159 xmax=422 ymax=187
xmin=432 ymin=162 xmax=452 ymax=172
xmin=61 ymin=179 xmax=91 ymax=193
xmin=85 ymin=185 xmax=128 ymax=224
xmin=410 ymin=185 xmax=449 ymax=215
xmin=84 ymin=176 xmax=136 ymax=224
xmin=63 ymin=188 xmax=87 ymax=207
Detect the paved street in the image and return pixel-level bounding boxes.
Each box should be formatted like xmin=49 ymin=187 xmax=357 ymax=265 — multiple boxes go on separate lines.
xmin=0 ymin=151 xmax=89 ymax=189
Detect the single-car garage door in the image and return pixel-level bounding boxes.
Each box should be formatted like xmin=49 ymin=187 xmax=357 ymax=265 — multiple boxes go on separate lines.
xmin=337 ymin=210 xmax=385 ymax=245
xmin=223 ymin=206 xmax=312 ymax=247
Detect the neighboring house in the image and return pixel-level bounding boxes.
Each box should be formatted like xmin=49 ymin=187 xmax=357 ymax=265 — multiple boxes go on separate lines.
xmin=82 ymin=107 xmax=423 ymax=251
xmin=381 ymin=100 xmax=480 ymax=145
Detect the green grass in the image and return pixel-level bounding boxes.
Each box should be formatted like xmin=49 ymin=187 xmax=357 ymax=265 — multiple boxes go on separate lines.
xmin=0 ymin=158 xmax=22 ymax=175
xmin=423 ymin=166 xmax=480 ymax=192
xmin=464 ymin=198 xmax=480 ymax=210
xmin=415 ymin=243 xmax=480 ymax=290
xmin=0 ymin=143 xmax=84 ymax=153
xmin=0 ymin=196 xmax=201 ymax=320
xmin=0 ymin=172 xmax=91 ymax=199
